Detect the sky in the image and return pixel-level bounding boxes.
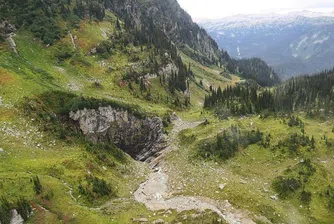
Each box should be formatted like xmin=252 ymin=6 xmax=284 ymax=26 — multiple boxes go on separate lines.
xmin=177 ymin=0 xmax=334 ymax=19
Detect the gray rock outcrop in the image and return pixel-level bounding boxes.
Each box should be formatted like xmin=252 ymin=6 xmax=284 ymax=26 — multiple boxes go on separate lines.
xmin=69 ymin=106 xmax=166 ymax=162
xmin=0 ymin=21 xmax=17 ymax=54
xmin=10 ymin=210 xmax=24 ymax=224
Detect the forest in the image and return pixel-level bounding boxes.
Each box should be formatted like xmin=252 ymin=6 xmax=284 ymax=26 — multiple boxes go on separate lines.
xmin=204 ymin=69 xmax=334 ymax=116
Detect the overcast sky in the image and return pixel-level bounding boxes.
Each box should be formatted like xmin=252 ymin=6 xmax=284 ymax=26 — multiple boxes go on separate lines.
xmin=177 ymin=0 xmax=334 ymax=19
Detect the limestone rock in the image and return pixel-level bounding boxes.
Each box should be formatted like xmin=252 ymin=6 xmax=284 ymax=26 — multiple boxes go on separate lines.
xmin=10 ymin=209 xmax=24 ymax=224
xmin=70 ymin=106 xmax=166 ymax=161
xmin=133 ymin=218 xmax=148 ymax=222
xmin=270 ymin=195 xmax=278 ymax=200
xmin=152 ymin=219 xmax=165 ymax=224
xmin=219 ymin=184 xmax=226 ymax=190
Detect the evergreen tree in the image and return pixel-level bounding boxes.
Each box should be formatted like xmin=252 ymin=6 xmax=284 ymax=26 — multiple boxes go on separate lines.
xmin=33 ymin=176 xmax=42 ymax=195
xmin=116 ymin=18 xmax=121 ymax=30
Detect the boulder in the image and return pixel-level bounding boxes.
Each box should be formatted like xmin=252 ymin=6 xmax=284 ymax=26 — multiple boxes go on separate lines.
xmin=10 ymin=209 xmax=24 ymax=224
xmin=219 ymin=184 xmax=226 ymax=190
xmin=270 ymin=195 xmax=278 ymax=200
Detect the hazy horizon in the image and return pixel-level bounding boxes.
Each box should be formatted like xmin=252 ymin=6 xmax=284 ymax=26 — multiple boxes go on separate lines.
xmin=177 ymin=0 xmax=334 ymax=19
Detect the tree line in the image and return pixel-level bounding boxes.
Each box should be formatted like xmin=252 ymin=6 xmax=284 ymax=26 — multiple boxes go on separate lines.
xmin=204 ymin=69 xmax=334 ymax=116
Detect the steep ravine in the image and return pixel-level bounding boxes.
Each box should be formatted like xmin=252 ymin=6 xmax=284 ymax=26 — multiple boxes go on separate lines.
xmin=134 ymin=117 xmax=257 ymax=224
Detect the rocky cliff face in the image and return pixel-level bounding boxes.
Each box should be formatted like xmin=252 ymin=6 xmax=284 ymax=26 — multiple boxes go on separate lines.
xmin=105 ymin=0 xmax=220 ymax=62
xmin=69 ymin=106 xmax=166 ymax=162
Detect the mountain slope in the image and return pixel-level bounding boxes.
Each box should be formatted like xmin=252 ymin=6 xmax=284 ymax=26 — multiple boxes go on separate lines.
xmin=104 ymin=0 xmax=280 ymax=85
xmin=2 ymin=1 xmax=333 ymax=224
xmin=106 ymin=0 xmax=221 ymax=64
xmin=199 ymin=12 xmax=334 ymax=78
xmin=0 ymin=1 xmax=243 ymax=222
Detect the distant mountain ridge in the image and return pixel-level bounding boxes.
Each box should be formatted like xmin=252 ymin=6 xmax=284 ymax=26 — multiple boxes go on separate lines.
xmin=199 ymin=11 xmax=334 ymax=78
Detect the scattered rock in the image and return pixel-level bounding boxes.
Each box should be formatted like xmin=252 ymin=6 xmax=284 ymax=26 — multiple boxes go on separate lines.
xmin=159 ymin=63 xmax=178 ymax=76
xmin=90 ymin=47 xmax=97 ymax=55
xmin=270 ymin=195 xmax=278 ymax=200
xmin=219 ymin=184 xmax=226 ymax=190
xmin=7 ymin=33 xmax=17 ymax=54
xmin=191 ymin=213 xmax=201 ymax=219
xmin=263 ymin=187 xmax=269 ymax=193
xmin=67 ymin=83 xmax=81 ymax=91
xmin=240 ymin=180 xmax=247 ymax=184
xmin=0 ymin=148 xmax=3 ymax=152
xmin=170 ymin=112 xmax=179 ymax=121
xmin=152 ymin=219 xmax=165 ymax=224
xmin=133 ymin=218 xmax=148 ymax=222
xmin=10 ymin=209 xmax=24 ymax=224
xmin=69 ymin=32 xmax=76 ymax=50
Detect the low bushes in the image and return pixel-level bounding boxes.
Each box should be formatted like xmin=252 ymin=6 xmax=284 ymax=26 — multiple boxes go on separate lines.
xmin=0 ymin=197 xmax=31 ymax=224
xmin=272 ymin=159 xmax=316 ymax=203
xmin=272 ymin=177 xmax=301 ymax=199
xmin=198 ymin=126 xmax=263 ymax=160
xmin=78 ymin=175 xmax=116 ymax=202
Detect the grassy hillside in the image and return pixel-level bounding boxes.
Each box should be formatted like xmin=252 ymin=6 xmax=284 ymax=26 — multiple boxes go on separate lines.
xmin=166 ymin=111 xmax=334 ymax=223
xmin=0 ymin=1 xmax=333 ymax=224
xmin=0 ymin=7 xmax=237 ymax=223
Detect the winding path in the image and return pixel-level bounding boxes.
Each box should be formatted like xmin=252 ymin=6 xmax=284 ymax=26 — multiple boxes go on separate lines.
xmin=134 ymin=117 xmax=256 ymax=224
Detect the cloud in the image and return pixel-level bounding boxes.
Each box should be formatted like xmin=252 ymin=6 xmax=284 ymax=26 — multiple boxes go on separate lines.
xmin=177 ymin=0 xmax=334 ymax=18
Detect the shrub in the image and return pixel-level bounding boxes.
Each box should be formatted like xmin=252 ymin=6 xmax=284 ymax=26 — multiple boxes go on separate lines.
xmin=78 ymin=175 xmax=116 ymax=201
xmin=96 ymin=40 xmax=113 ymax=58
xmin=273 ymin=133 xmax=313 ymax=154
xmin=287 ymin=115 xmax=304 ymax=128
xmin=33 ymin=176 xmax=42 ymax=195
xmin=30 ymin=17 xmax=61 ymax=45
xmin=16 ymin=197 xmax=31 ymax=221
xmin=273 ymin=160 xmax=316 ymax=199
xmin=66 ymin=14 xmax=81 ymax=29
xmin=297 ymin=159 xmax=316 ymax=179
xmin=329 ymin=196 xmax=334 ymax=211
xmin=55 ymin=45 xmax=73 ymax=62
xmin=326 ymin=186 xmax=334 ymax=211
xmin=272 ymin=177 xmax=301 ymax=199
xmin=85 ymin=142 xmax=126 ymax=163
xmin=0 ymin=197 xmax=11 ymax=224
xmin=198 ymin=126 xmax=263 ymax=160
xmin=299 ymin=190 xmax=312 ymax=205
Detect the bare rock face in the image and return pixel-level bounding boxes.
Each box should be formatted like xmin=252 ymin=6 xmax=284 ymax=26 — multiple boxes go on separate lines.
xmin=69 ymin=106 xmax=166 ymax=162
xmin=0 ymin=20 xmax=16 ymax=35
xmin=105 ymin=0 xmax=220 ymax=61
xmin=0 ymin=21 xmax=17 ymax=54
xmin=144 ymin=63 xmax=179 ymax=80
xmin=10 ymin=210 xmax=24 ymax=224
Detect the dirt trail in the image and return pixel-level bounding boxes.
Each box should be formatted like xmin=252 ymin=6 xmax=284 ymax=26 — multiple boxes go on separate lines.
xmin=134 ymin=116 xmax=256 ymax=224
